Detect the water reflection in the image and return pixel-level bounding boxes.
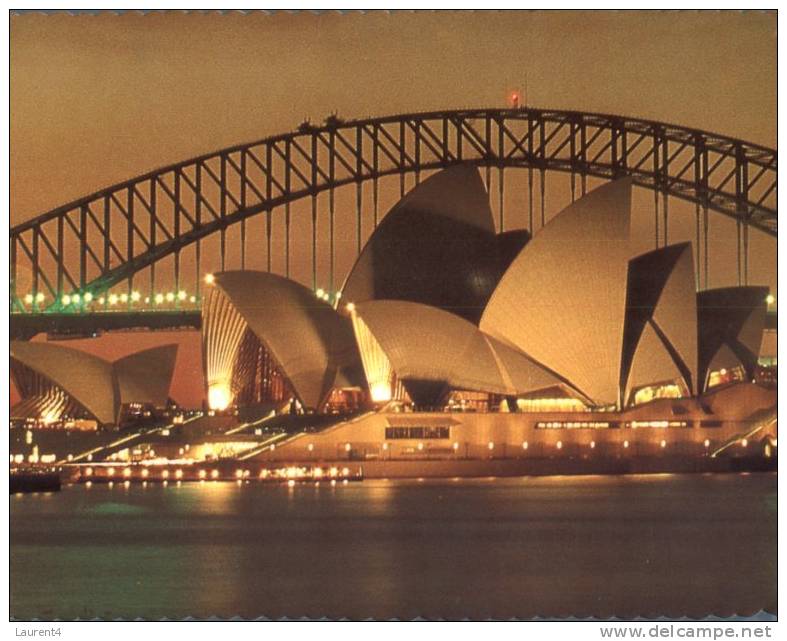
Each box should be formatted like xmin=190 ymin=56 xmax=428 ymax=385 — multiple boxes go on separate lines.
xmin=10 ymin=474 xmax=777 ymax=620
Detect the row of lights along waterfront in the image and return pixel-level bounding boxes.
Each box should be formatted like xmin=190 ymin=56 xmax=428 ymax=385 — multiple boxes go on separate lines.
xmin=67 ymin=437 xmax=747 ymax=478
xmin=13 ymin=437 xmax=735 ymax=468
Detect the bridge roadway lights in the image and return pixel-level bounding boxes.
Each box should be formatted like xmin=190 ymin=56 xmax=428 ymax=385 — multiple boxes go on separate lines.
xmin=13 ymin=307 xmax=774 ymax=341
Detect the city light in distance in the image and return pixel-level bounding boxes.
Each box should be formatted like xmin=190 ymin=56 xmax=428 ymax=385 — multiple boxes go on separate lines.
xmin=766 ymin=294 xmax=775 ymax=305
xmin=166 ymin=292 xmax=175 ymax=302
xmin=345 ymin=302 xmax=355 ymax=313
xmin=204 ymin=273 xmax=215 ymax=285
xmin=84 ymin=292 xmax=93 ymax=303
xmin=62 ymin=295 xmax=71 ymax=305
xmin=109 ymin=294 xmax=118 ymax=305
xmin=154 ymin=293 xmax=164 ymax=304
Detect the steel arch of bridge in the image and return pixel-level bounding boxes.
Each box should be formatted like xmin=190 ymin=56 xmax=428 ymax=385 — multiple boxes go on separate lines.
xmin=10 ymin=107 xmax=777 ymax=312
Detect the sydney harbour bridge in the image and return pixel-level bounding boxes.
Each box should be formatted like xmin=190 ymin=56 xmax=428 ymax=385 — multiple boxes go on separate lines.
xmin=9 ymin=107 xmax=777 ymax=339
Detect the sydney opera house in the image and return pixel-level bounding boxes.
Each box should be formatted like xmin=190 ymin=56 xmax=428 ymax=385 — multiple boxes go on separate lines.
xmin=11 ymin=166 xmax=776 ymax=469
xmin=196 ymin=166 xmax=776 ymax=465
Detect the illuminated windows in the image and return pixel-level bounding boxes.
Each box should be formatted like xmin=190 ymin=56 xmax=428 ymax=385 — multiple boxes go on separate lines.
xmin=516 ymin=397 xmax=587 ymax=412
xmin=535 ymin=421 xmax=617 ymax=430
xmin=626 ymin=420 xmax=690 ymax=429
xmin=385 ymin=426 xmax=450 ymax=440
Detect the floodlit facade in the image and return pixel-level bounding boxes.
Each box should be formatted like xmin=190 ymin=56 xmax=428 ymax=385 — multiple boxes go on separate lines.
xmin=202 ymin=271 xmax=364 ymax=412
xmin=10 ymin=341 xmax=178 ymax=426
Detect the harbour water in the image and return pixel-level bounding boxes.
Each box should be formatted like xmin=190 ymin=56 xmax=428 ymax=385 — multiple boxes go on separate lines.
xmin=10 ymin=473 xmax=777 ymax=620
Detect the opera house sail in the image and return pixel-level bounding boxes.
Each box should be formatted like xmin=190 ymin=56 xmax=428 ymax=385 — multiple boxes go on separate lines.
xmin=347 ymin=300 xmax=559 ymax=408
xmin=10 ymin=341 xmax=178 ymax=427
xmin=480 ymin=178 xmax=632 ymax=407
xmin=201 ymin=271 xmax=364 ymax=413
xmin=341 ymin=164 xmax=528 ymax=324
xmin=621 ymin=242 xmax=698 ymax=406
xmin=697 ymin=286 xmax=768 ymax=391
